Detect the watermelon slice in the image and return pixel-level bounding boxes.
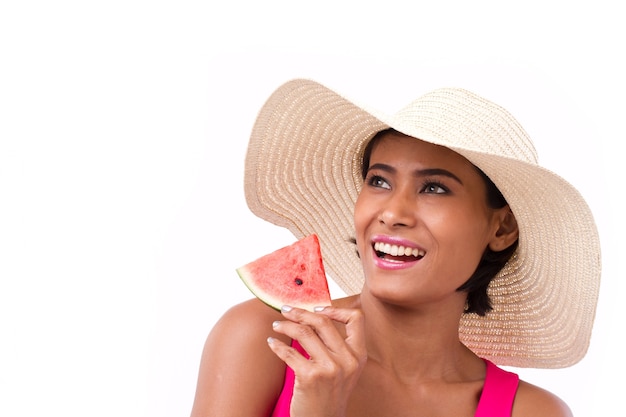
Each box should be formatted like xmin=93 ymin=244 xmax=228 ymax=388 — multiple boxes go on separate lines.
xmin=236 ymin=234 xmax=331 ymax=312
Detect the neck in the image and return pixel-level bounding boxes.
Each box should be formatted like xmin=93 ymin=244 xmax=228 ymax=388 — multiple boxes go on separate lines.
xmin=355 ymin=291 xmax=479 ymax=381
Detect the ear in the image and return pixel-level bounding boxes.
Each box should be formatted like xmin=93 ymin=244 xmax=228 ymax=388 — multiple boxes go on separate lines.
xmin=488 ymin=206 xmax=519 ymax=252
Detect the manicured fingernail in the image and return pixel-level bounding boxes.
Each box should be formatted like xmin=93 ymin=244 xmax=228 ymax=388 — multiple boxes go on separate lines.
xmin=313 ymin=306 xmax=326 ymax=312
xmin=267 ymin=337 xmax=275 ymax=344
xmin=281 ymin=305 xmax=293 ymax=312
xmin=272 ymin=320 xmax=280 ymax=328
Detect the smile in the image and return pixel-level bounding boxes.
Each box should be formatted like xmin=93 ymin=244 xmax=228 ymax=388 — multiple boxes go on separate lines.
xmin=373 ymin=241 xmax=425 ymax=261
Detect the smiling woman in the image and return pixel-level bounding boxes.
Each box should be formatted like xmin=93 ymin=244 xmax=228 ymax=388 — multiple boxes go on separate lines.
xmin=189 ymin=79 xmax=601 ymax=417
xmin=356 ymin=130 xmax=519 ymax=316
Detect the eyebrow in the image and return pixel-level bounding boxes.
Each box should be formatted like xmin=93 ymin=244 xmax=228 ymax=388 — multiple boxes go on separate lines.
xmin=368 ymin=163 xmax=464 ymax=185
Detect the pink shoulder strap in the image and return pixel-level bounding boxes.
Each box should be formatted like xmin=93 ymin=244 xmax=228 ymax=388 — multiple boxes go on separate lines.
xmin=474 ymin=359 xmax=520 ymax=417
xmin=270 ymin=340 xmax=308 ymax=417
xmin=272 ymin=344 xmax=519 ymax=417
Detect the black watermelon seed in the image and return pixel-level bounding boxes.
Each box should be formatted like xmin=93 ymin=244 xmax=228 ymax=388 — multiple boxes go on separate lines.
xmin=294 ymin=278 xmax=303 ymax=285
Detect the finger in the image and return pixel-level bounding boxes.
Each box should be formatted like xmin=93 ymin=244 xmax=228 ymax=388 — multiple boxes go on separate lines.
xmin=266 ymin=335 xmax=312 ymax=370
xmin=314 ymin=306 xmax=367 ymax=361
xmin=271 ymin=316 xmax=337 ymax=365
xmin=280 ymin=306 xmax=346 ymax=352
xmin=280 ymin=306 xmax=363 ymax=362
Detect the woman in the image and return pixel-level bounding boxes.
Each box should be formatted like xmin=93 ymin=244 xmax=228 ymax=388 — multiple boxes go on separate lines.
xmin=190 ymin=80 xmax=601 ymax=416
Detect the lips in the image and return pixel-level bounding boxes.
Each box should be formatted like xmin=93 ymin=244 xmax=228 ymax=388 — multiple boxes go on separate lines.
xmin=373 ymin=241 xmax=426 ymax=263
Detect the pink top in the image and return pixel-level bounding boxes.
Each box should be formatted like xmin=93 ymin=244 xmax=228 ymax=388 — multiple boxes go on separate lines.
xmin=271 ymin=340 xmax=519 ymax=417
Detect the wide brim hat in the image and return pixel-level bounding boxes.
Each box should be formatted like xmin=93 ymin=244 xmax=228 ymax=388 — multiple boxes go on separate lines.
xmin=244 ymin=78 xmax=601 ymax=369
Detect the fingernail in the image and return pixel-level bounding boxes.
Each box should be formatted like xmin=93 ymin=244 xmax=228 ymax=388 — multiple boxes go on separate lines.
xmin=313 ymin=306 xmax=326 ymax=312
xmin=267 ymin=337 xmax=275 ymax=344
xmin=281 ymin=305 xmax=293 ymax=312
xmin=272 ymin=320 xmax=280 ymax=328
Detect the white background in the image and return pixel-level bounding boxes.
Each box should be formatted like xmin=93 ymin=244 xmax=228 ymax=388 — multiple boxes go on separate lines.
xmin=1 ymin=1 xmax=623 ymax=416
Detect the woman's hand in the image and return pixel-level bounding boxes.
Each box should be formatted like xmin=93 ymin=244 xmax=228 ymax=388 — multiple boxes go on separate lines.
xmin=268 ymin=305 xmax=367 ymax=417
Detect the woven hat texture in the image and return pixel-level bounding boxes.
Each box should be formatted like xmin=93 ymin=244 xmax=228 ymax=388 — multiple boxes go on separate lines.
xmin=244 ymin=79 xmax=601 ymax=368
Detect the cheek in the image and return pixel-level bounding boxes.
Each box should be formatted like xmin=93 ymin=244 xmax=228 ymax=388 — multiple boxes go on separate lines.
xmin=353 ymin=192 xmax=375 ymax=248
xmin=353 ymin=194 xmax=367 ymax=236
xmin=436 ymin=210 xmax=492 ymax=265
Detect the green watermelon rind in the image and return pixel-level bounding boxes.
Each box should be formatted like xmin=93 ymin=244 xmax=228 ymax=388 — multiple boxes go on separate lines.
xmin=235 ymin=235 xmax=331 ymax=312
xmin=236 ymin=268 xmax=285 ymax=311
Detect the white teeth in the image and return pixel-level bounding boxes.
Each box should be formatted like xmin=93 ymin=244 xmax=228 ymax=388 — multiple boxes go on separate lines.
xmin=374 ymin=242 xmax=425 ymax=258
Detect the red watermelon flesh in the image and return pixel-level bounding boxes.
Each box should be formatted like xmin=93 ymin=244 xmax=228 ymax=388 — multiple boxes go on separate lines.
xmin=236 ymin=234 xmax=331 ymax=312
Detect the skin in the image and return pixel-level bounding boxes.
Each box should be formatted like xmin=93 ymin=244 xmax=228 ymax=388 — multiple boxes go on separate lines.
xmin=189 ymin=131 xmax=572 ymax=417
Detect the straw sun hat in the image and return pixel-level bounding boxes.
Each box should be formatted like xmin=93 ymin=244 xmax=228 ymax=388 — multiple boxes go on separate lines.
xmin=243 ymin=78 xmax=601 ymax=369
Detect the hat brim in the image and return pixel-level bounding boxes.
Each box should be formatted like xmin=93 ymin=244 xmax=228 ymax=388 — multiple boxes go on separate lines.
xmin=244 ymin=79 xmax=601 ymax=368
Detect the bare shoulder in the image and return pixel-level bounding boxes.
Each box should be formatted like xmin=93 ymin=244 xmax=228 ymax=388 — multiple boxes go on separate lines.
xmin=216 ymin=297 xmax=286 ymax=336
xmin=512 ymin=380 xmax=573 ymax=417
xmin=203 ymin=298 xmax=290 ymax=353
xmin=189 ymin=298 xmax=289 ymax=417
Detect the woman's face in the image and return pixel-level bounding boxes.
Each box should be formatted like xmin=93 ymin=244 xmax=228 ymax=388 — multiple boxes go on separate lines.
xmin=354 ymin=131 xmax=507 ymax=307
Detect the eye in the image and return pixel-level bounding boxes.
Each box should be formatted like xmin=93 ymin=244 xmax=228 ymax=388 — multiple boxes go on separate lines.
xmin=366 ymin=174 xmax=391 ymax=190
xmin=421 ymin=180 xmax=448 ymax=194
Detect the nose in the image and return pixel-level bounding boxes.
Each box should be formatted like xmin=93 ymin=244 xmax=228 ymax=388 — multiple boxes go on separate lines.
xmin=378 ymin=189 xmax=416 ymax=228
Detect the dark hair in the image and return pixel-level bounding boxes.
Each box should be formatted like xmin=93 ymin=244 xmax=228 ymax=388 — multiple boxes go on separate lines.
xmin=360 ymin=129 xmax=518 ymax=316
